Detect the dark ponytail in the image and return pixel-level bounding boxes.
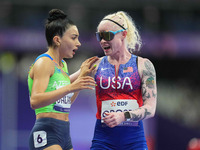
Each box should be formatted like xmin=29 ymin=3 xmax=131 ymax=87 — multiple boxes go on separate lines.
xmin=45 ymin=9 xmax=75 ymax=47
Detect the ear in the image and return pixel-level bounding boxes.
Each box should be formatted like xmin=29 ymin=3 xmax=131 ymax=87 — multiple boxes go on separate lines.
xmin=122 ymin=30 xmax=127 ymax=38
xmin=53 ymin=36 xmax=61 ymax=46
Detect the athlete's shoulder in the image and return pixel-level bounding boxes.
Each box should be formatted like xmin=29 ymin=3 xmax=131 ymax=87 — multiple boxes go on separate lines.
xmin=34 ymin=54 xmax=53 ymax=67
xmin=137 ymin=56 xmax=154 ymax=66
xmin=137 ymin=57 xmax=156 ymax=77
xmin=32 ymin=54 xmax=54 ymax=75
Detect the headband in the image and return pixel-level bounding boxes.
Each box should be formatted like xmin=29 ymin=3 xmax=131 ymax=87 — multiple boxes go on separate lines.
xmin=103 ymin=18 xmax=126 ymax=30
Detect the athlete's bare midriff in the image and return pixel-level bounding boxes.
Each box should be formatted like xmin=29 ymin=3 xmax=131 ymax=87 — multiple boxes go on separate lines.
xmin=36 ymin=112 xmax=69 ymax=121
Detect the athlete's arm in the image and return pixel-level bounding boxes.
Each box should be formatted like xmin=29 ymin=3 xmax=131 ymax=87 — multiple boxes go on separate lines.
xmin=30 ymin=57 xmax=95 ymax=110
xmin=69 ymin=71 xmax=80 ymax=104
xmin=129 ymin=57 xmax=157 ymax=121
xmin=70 ymin=70 xmax=80 ymax=83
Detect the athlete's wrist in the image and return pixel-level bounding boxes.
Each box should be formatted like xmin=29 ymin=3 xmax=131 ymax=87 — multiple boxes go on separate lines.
xmin=124 ymin=111 xmax=131 ymax=121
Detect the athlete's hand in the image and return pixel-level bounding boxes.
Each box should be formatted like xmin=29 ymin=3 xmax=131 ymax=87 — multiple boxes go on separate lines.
xmin=70 ymin=76 xmax=96 ymax=92
xmin=103 ymin=112 xmax=125 ymax=128
xmin=79 ymin=56 xmax=99 ymax=77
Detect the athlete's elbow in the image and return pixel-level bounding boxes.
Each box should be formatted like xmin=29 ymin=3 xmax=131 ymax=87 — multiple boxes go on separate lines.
xmin=30 ymin=98 xmax=39 ymax=110
xmin=150 ymin=107 xmax=156 ymax=118
xmin=30 ymin=102 xmax=37 ymax=110
xmin=151 ymin=111 xmax=155 ymax=118
xmin=146 ymin=101 xmax=157 ymax=119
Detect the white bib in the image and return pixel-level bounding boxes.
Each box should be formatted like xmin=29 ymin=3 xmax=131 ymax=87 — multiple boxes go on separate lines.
xmin=33 ymin=131 xmax=47 ymax=148
xmin=101 ymin=99 xmax=139 ymax=126
xmin=53 ymin=86 xmax=74 ymax=112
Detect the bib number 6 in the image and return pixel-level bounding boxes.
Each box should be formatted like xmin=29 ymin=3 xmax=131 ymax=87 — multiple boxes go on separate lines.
xmin=33 ymin=131 xmax=47 ymax=148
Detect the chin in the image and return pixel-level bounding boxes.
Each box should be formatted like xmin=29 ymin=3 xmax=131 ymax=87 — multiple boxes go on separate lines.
xmin=68 ymin=56 xmax=73 ymax=59
xmin=104 ymin=52 xmax=111 ymax=56
xmin=63 ymin=56 xmax=71 ymax=59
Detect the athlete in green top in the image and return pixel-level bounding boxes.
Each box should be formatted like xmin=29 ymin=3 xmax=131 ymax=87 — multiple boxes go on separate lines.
xmin=28 ymin=9 xmax=98 ymax=150
xmin=28 ymin=53 xmax=74 ymax=115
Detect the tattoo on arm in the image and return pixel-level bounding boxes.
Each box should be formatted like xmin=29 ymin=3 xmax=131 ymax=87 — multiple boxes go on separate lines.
xmin=131 ymin=60 xmax=156 ymax=122
xmin=146 ymin=77 xmax=155 ymax=89
xmin=143 ymin=60 xmax=156 ymax=87
xmin=142 ymin=108 xmax=151 ymax=120
xmin=142 ymin=85 xmax=150 ymax=102
xmin=143 ymin=60 xmax=156 ymax=77
xmin=130 ymin=113 xmax=142 ymax=121
xmin=141 ymin=60 xmax=156 ymax=102
xmin=152 ymin=90 xmax=157 ymax=98
xmin=130 ymin=108 xmax=151 ymax=121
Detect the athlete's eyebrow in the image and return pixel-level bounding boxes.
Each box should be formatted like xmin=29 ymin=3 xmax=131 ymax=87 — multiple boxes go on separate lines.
xmin=71 ymin=34 xmax=79 ymax=37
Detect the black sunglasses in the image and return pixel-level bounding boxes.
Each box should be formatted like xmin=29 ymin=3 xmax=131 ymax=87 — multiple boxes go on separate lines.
xmin=95 ymin=29 xmax=125 ymax=42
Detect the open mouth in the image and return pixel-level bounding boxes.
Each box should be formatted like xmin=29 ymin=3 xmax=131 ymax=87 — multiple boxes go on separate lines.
xmin=72 ymin=49 xmax=77 ymax=54
xmin=104 ymin=46 xmax=111 ymax=50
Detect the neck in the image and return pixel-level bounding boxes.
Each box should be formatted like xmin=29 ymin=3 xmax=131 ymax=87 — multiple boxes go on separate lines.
xmin=46 ymin=47 xmax=63 ymax=67
xmin=108 ymin=48 xmax=131 ymax=65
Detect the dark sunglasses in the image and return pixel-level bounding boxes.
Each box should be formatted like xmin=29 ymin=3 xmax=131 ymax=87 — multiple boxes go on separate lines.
xmin=95 ymin=29 xmax=125 ymax=42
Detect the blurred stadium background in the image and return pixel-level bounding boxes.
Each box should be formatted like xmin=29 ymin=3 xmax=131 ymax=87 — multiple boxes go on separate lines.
xmin=0 ymin=0 xmax=200 ymax=150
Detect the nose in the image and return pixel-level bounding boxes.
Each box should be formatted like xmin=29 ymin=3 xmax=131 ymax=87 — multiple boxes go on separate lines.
xmin=100 ymin=38 xmax=107 ymax=43
xmin=77 ymin=40 xmax=81 ymax=47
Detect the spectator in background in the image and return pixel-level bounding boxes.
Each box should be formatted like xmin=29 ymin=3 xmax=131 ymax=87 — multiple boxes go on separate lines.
xmin=28 ymin=9 xmax=98 ymax=150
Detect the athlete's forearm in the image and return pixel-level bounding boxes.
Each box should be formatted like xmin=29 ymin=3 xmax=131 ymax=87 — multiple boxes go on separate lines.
xmin=129 ymin=101 xmax=156 ymax=122
xmin=129 ymin=77 xmax=157 ymax=121
xmin=70 ymin=70 xmax=80 ymax=83
xmin=30 ymin=84 xmax=73 ymax=109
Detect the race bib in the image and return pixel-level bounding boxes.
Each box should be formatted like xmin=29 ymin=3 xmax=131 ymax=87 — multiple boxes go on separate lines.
xmin=53 ymin=86 xmax=74 ymax=112
xmin=101 ymin=99 xmax=139 ymax=126
xmin=33 ymin=131 xmax=47 ymax=148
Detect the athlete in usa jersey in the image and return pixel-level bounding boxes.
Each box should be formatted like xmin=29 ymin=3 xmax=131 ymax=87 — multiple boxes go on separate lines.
xmin=91 ymin=55 xmax=148 ymax=150
xmin=89 ymin=11 xmax=157 ymax=150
